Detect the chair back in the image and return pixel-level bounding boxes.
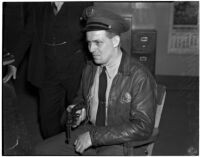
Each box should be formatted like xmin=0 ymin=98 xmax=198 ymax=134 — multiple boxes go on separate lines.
xmin=154 ymin=84 xmax=166 ymax=128
xmin=146 ymin=84 xmax=166 ymax=155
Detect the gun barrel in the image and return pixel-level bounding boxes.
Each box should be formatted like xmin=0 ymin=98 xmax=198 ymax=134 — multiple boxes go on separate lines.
xmin=65 ymin=111 xmax=72 ymax=144
xmin=65 ymin=125 xmax=71 ymax=144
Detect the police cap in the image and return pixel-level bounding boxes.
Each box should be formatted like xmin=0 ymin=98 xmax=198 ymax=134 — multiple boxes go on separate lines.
xmin=82 ymin=6 xmax=130 ymax=35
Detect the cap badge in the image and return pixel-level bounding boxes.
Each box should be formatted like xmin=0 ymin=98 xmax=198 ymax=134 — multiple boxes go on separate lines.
xmin=86 ymin=7 xmax=95 ymax=18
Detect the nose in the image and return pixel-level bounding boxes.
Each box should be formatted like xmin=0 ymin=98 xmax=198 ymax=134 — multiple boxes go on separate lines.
xmin=88 ymin=43 xmax=96 ymax=54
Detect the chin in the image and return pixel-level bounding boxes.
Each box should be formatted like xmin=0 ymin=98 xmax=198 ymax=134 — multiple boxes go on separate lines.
xmin=94 ymin=59 xmax=103 ymax=65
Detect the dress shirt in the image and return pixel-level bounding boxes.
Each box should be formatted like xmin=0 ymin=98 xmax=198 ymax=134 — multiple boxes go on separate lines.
xmin=88 ymin=52 xmax=122 ymax=125
xmin=52 ymin=2 xmax=64 ymax=13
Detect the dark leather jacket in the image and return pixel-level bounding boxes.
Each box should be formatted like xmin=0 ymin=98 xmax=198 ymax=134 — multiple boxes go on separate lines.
xmin=73 ymin=52 xmax=157 ymax=147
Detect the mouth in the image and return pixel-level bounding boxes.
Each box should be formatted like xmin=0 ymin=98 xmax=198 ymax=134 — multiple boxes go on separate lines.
xmin=93 ymin=55 xmax=100 ymax=58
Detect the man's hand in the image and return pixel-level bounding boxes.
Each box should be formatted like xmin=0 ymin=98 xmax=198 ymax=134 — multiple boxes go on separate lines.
xmin=3 ymin=65 xmax=17 ymax=83
xmin=3 ymin=52 xmax=15 ymax=66
xmin=74 ymin=131 xmax=92 ymax=154
xmin=3 ymin=59 xmax=15 ymax=66
xmin=67 ymin=105 xmax=86 ymax=128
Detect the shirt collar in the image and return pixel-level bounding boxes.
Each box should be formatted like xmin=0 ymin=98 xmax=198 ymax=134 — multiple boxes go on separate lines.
xmin=52 ymin=2 xmax=64 ymax=10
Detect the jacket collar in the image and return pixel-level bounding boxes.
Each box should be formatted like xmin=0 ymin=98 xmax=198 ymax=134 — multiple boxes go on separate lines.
xmin=118 ymin=48 xmax=132 ymax=76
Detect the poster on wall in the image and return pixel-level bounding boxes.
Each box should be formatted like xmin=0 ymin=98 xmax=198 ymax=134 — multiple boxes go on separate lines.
xmin=168 ymin=2 xmax=199 ymax=54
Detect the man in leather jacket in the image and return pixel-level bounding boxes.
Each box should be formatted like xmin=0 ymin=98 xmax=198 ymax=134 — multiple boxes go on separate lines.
xmin=34 ymin=6 xmax=157 ymax=155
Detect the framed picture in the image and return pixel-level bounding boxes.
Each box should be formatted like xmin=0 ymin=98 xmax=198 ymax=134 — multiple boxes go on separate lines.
xmin=173 ymin=1 xmax=199 ymax=27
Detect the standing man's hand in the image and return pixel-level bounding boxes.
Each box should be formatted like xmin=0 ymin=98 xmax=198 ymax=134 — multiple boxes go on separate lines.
xmin=3 ymin=65 xmax=17 ymax=83
xmin=3 ymin=59 xmax=15 ymax=66
xmin=74 ymin=131 xmax=92 ymax=154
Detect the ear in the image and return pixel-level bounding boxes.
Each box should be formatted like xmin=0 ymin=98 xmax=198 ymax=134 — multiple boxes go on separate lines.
xmin=112 ymin=35 xmax=120 ymax=48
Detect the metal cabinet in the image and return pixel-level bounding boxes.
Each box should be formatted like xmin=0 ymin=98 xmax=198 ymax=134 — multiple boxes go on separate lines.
xmin=132 ymin=30 xmax=157 ymax=75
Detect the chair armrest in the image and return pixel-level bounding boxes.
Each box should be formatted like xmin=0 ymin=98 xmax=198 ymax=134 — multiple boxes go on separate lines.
xmin=124 ymin=128 xmax=159 ymax=148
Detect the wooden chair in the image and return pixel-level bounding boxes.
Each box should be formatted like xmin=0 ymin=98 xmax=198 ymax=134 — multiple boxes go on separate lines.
xmin=124 ymin=84 xmax=166 ymax=156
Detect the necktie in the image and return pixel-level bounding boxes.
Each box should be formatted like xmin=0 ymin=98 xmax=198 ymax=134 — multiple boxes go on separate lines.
xmin=96 ymin=67 xmax=107 ymax=126
xmin=52 ymin=2 xmax=58 ymax=15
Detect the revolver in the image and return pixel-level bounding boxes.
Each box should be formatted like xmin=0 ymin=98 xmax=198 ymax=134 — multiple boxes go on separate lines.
xmin=65 ymin=102 xmax=86 ymax=144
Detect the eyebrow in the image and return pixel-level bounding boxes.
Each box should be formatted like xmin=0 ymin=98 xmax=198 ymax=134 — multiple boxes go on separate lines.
xmin=87 ymin=38 xmax=104 ymax=42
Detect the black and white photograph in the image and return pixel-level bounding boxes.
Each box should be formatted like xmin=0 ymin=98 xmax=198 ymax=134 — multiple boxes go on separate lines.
xmin=2 ymin=1 xmax=199 ymax=156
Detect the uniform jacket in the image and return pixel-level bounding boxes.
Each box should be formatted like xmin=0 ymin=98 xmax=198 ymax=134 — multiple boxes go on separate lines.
xmin=73 ymin=51 xmax=157 ymax=146
xmin=13 ymin=2 xmax=91 ymax=87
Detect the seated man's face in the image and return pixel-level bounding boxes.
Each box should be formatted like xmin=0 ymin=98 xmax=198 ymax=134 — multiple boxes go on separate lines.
xmin=86 ymin=30 xmax=115 ymax=65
